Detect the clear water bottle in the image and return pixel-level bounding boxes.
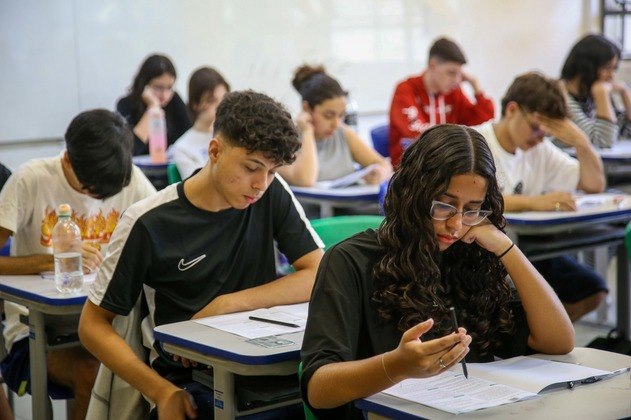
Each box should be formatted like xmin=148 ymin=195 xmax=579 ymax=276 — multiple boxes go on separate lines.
xmin=52 ymin=203 xmax=83 ymax=293
xmin=344 ymin=94 xmax=359 ymax=132
xmin=148 ymin=107 xmax=167 ymax=164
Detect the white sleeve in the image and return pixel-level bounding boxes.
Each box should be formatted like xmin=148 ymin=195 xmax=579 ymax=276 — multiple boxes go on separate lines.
xmin=540 ymin=140 xmax=580 ymax=191
xmin=131 ymin=165 xmax=157 ymax=199
xmin=172 ymin=146 xmax=198 ymax=179
xmin=0 ymin=169 xmax=22 ymax=233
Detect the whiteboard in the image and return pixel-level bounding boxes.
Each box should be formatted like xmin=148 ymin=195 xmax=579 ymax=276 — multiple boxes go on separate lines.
xmin=0 ymin=0 xmax=588 ymax=144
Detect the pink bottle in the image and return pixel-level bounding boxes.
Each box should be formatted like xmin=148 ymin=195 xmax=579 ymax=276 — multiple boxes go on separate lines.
xmin=148 ymin=107 xmax=167 ymax=164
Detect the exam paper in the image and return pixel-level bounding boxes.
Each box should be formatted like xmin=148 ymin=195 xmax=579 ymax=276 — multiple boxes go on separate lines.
xmin=574 ymin=193 xmax=625 ymax=209
xmin=383 ymin=371 xmax=537 ymax=414
xmin=193 ymin=303 xmax=308 ymax=339
xmin=314 ymin=163 xmax=380 ymax=189
xmin=469 ymin=356 xmax=617 ymax=393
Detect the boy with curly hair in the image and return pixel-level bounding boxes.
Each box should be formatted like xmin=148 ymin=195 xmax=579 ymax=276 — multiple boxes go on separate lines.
xmin=79 ymin=90 xmax=324 ymax=418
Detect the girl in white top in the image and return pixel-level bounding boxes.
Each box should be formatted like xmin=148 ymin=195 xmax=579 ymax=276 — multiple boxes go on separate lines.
xmin=280 ymin=64 xmax=392 ymax=186
xmin=170 ymin=67 xmax=230 ymax=179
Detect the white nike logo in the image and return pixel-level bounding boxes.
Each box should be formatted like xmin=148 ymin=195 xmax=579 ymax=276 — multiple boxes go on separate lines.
xmin=178 ymin=254 xmax=206 ymax=271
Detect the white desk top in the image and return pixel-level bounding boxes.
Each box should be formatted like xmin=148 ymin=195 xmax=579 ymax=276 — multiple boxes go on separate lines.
xmin=505 ymin=194 xmax=631 ymax=228
xmin=154 ymin=317 xmax=303 ymax=366
xmin=357 ymin=347 xmax=631 ymax=419
xmin=567 ymin=140 xmax=631 ymax=160
xmin=0 ymin=274 xmax=91 ymax=307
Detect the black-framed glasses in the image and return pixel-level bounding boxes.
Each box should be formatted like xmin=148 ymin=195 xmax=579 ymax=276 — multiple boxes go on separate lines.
xmin=430 ymin=200 xmax=492 ymax=226
xmin=519 ymin=107 xmax=545 ymax=136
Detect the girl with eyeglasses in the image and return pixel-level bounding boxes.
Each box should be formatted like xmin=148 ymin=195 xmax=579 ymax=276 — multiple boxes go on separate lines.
xmin=301 ymin=124 xmax=574 ymax=418
xmin=561 ymin=34 xmax=631 ymax=148
xmin=116 ymin=54 xmax=192 ymax=156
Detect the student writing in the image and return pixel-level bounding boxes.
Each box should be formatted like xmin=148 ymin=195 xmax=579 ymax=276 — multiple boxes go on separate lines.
xmin=279 ymin=64 xmax=391 ymax=187
xmin=80 ymin=91 xmax=324 ymax=419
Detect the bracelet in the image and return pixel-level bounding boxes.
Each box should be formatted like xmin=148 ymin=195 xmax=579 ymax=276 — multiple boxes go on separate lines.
xmin=381 ymin=352 xmax=397 ymax=385
xmin=498 ymin=242 xmax=515 ymax=258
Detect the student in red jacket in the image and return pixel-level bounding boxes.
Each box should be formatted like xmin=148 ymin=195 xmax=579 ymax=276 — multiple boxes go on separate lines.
xmin=388 ymin=37 xmax=495 ymax=166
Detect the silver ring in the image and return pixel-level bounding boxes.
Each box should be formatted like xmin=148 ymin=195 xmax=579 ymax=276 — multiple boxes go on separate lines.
xmin=439 ymin=358 xmax=447 ymax=369
xmin=555 ymin=202 xmax=561 ymax=211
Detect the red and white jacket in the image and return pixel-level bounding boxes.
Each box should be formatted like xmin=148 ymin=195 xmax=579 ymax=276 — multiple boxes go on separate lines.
xmin=388 ymin=73 xmax=494 ymax=166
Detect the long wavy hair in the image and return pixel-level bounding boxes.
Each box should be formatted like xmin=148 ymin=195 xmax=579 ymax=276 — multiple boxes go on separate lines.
xmin=372 ymin=124 xmax=513 ymax=356
xmin=127 ymin=54 xmax=177 ymax=122
xmin=561 ymin=34 xmax=621 ymax=101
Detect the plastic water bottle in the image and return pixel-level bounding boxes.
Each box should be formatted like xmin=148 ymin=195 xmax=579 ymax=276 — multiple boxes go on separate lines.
xmin=344 ymin=94 xmax=359 ymax=132
xmin=148 ymin=107 xmax=167 ymax=164
xmin=52 ymin=203 xmax=83 ymax=293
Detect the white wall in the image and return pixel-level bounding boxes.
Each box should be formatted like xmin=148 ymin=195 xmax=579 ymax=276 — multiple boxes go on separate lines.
xmin=0 ymin=0 xmax=600 ymax=169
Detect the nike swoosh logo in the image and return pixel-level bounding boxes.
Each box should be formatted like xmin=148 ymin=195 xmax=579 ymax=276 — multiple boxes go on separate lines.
xmin=178 ymin=254 xmax=206 ymax=271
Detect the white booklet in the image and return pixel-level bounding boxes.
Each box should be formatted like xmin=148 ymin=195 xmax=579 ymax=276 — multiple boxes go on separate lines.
xmin=314 ymin=163 xmax=379 ymax=189
xmin=193 ymin=302 xmax=308 ymax=339
xmin=382 ymin=356 xmax=630 ymax=414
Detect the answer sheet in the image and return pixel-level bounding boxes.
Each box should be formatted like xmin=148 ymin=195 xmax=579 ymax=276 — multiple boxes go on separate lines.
xmin=193 ymin=303 xmax=308 ymax=339
xmin=383 ymin=371 xmax=537 ymax=414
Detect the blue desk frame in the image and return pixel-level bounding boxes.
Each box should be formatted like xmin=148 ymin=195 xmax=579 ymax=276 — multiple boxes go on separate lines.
xmin=0 ymin=275 xmax=87 ymax=420
xmin=154 ymin=319 xmax=303 ymax=419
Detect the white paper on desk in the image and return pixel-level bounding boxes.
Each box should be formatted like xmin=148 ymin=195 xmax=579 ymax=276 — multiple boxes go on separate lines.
xmin=469 ymin=356 xmax=616 ymax=393
xmin=193 ymin=305 xmax=307 ymax=339
xmin=574 ymin=193 xmax=625 ymax=209
xmin=314 ymin=163 xmax=379 ymax=189
xmin=382 ymin=371 xmax=537 ymax=414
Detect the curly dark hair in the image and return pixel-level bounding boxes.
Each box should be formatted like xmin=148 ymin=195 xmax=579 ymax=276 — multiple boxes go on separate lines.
xmin=372 ymin=124 xmax=513 ymax=356
xmin=561 ymin=34 xmax=621 ymax=101
xmin=213 ymin=90 xmax=300 ymax=165
xmin=127 ymin=54 xmax=177 ymax=122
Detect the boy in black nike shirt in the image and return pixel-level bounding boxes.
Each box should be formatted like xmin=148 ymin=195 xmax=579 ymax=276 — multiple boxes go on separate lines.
xmin=79 ymin=91 xmax=324 ymax=419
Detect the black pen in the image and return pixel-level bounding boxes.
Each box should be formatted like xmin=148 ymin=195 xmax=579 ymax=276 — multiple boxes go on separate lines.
xmin=248 ymin=316 xmax=300 ymax=328
xmin=449 ymin=307 xmax=469 ymax=379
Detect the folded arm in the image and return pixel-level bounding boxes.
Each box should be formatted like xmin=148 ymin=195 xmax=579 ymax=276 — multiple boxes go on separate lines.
xmin=192 ymin=248 xmax=323 ymax=319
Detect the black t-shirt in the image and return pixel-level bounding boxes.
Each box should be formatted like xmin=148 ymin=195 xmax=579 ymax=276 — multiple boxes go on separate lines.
xmin=0 ymin=163 xmax=11 ymax=191
xmin=91 ymin=176 xmax=321 ymax=375
xmin=300 ymin=229 xmax=530 ymax=419
xmin=116 ymin=92 xmax=192 ymax=156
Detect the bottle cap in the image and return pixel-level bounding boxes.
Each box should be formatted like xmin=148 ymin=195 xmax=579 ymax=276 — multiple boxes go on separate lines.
xmin=57 ymin=203 xmax=72 ymax=217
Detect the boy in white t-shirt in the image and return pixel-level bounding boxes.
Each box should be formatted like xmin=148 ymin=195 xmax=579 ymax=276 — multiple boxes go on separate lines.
xmin=0 ymin=109 xmax=155 ymax=420
xmin=475 ymin=72 xmax=606 ymax=322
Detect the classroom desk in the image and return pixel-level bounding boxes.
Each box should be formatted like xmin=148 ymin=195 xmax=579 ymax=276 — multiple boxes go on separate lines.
xmin=356 ymin=347 xmax=631 ymax=419
xmin=568 ymin=140 xmax=631 ymax=183
xmin=132 ymin=154 xmax=171 ymax=190
xmin=153 ymin=319 xmax=304 ymax=419
xmin=504 ymin=197 xmax=631 ymax=340
xmin=290 ymin=184 xmax=380 ymax=218
xmin=0 ymin=275 xmax=88 ymax=420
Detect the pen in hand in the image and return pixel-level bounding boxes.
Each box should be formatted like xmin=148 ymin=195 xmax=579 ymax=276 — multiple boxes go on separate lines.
xmin=248 ymin=315 xmax=300 ymax=328
xmin=449 ymin=306 xmax=469 ymax=379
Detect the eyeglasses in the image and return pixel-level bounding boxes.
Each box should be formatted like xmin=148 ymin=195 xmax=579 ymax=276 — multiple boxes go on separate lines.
xmin=519 ymin=108 xmax=545 ymax=136
xmin=149 ymin=83 xmax=174 ymax=94
xmin=430 ymin=200 xmax=492 ymax=226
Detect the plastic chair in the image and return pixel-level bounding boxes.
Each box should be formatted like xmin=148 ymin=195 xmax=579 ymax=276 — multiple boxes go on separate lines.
xmin=310 ymin=215 xmax=384 ymax=251
xmin=378 ymin=179 xmax=390 ymax=215
xmin=0 ymin=237 xmax=10 ymax=256
xmin=370 ymin=124 xmax=390 ymax=157
xmin=166 ymin=163 xmax=182 ymax=184
xmin=298 ymin=362 xmax=318 ymax=420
